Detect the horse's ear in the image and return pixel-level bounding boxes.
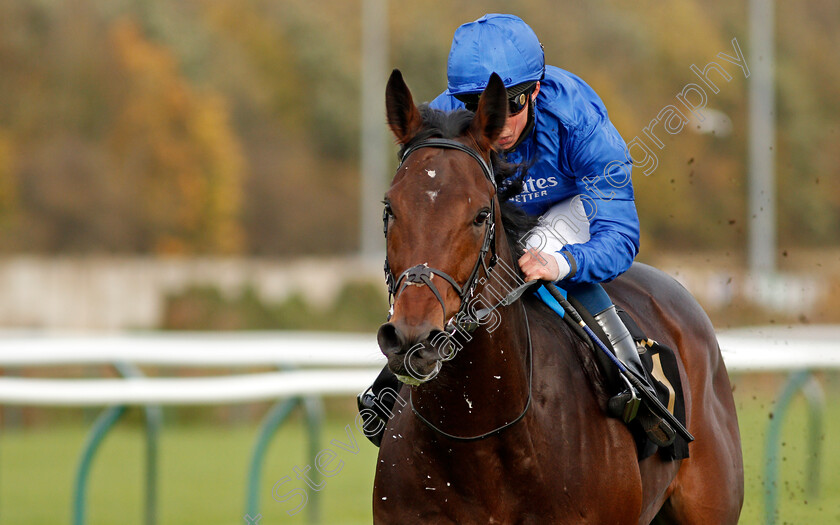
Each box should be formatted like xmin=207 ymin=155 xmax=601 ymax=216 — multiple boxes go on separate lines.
xmin=468 ymin=73 xmax=508 ymax=151
xmin=385 ymin=69 xmax=423 ymax=145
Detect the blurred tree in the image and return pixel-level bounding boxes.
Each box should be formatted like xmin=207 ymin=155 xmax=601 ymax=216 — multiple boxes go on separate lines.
xmin=197 ymin=0 xmax=362 ymax=254
xmin=774 ymin=0 xmax=840 ymax=247
xmin=108 ymin=19 xmax=244 ymax=254
xmin=0 ymin=131 xmax=15 ymax=226
xmin=0 ymin=0 xmax=836 ymax=256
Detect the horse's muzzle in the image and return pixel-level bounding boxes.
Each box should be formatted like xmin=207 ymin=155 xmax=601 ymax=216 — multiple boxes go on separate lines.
xmin=377 ymin=322 xmax=446 ymax=384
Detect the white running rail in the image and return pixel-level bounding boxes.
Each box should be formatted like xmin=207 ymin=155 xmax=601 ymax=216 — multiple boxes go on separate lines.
xmin=0 ymin=328 xmax=835 ymax=406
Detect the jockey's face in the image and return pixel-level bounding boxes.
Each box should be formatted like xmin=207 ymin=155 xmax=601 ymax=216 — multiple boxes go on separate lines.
xmin=496 ymin=81 xmax=540 ymax=152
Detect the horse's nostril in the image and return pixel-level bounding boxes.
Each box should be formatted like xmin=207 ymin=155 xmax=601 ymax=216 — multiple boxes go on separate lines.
xmin=377 ymin=323 xmax=403 ymax=356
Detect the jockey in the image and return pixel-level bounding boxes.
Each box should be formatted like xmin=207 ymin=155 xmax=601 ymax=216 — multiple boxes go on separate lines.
xmin=359 ymin=13 xmax=666 ymax=445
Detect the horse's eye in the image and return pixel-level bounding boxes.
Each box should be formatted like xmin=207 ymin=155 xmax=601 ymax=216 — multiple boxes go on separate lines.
xmin=474 ymin=209 xmax=491 ymax=226
xmin=384 ymin=202 xmax=394 ymax=218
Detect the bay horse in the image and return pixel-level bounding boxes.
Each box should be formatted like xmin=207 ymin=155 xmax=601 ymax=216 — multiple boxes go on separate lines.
xmin=373 ymin=69 xmax=743 ymax=524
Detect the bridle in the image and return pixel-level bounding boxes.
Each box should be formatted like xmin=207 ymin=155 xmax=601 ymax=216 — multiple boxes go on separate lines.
xmin=382 ymin=137 xmax=537 ymax=441
xmin=382 ymin=138 xmax=536 ymax=441
xmin=383 ymin=138 xmax=499 ymax=334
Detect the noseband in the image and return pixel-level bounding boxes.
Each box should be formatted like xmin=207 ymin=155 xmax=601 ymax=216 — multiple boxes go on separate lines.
xmin=383 ymin=138 xmax=498 ymax=333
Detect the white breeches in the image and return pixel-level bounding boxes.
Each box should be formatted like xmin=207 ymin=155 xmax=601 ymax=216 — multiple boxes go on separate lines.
xmin=522 ymin=195 xmax=591 ymax=254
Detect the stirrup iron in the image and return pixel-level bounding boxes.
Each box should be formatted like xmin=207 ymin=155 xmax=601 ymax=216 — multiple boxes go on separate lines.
xmin=610 ymin=374 xmax=642 ymax=423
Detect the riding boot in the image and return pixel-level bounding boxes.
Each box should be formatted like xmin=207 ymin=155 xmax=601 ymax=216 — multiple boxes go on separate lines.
xmin=594 ymin=306 xmax=675 ymax=447
xmin=356 ymin=366 xmax=404 ymax=447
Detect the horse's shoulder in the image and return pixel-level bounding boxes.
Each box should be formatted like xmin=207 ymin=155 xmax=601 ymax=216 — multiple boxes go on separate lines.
xmin=523 ymin=295 xmax=611 ymax=403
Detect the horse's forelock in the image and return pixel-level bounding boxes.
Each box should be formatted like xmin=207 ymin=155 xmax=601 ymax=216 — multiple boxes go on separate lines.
xmin=397 ymin=105 xmax=473 ymax=157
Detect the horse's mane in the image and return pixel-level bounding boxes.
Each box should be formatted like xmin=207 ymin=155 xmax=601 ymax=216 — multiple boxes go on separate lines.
xmin=399 ymin=105 xmax=538 ymax=262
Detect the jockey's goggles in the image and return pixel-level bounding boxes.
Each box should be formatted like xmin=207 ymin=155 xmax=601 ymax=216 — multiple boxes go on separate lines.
xmin=456 ymin=81 xmax=536 ymax=116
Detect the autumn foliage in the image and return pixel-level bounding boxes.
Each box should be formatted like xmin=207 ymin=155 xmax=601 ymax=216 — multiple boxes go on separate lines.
xmin=0 ymin=0 xmax=837 ymax=256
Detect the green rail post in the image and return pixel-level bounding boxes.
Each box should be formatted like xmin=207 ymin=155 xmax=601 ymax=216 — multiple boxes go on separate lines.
xmin=244 ymin=394 xmax=326 ymax=524
xmin=800 ymin=375 xmax=824 ymax=499
xmin=763 ymin=370 xmax=825 ymax=525
xmin=303 ymin=396 xmax=324 ymax=525
xmin=73 ymin=405 xmax=127 ymax=525
xmin=72 ymin=362 xmax=161 ymax=525
xmin=114 ymin=362 xmax=162 ymax=525
xmin=246 ymin=397 xmax=302 ymax=517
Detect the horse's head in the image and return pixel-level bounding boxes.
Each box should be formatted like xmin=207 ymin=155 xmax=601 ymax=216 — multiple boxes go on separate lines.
xmin=377 ymin=69 xmax=510 ymax=384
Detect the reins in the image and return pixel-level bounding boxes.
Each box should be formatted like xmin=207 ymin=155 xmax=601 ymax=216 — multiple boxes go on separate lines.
xmin=410 ymin=301 xmax=533 ymax=441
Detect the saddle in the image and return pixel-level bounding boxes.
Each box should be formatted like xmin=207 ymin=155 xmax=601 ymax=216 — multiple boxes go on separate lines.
xmin=535 ymin=285 xmax=690 ymax=461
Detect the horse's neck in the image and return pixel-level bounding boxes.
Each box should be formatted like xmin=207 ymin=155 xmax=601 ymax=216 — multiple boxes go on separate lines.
xmin=411 ymin=295 xmax=530 ymax=437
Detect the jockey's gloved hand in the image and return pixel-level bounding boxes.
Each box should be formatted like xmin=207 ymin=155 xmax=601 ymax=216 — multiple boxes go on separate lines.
xmin=518 ymin=249 xmax=571 ymax=282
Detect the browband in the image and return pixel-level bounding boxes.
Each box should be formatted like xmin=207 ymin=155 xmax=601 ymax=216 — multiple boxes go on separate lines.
xmin=400 ymin=138 xmax=496 ymax=190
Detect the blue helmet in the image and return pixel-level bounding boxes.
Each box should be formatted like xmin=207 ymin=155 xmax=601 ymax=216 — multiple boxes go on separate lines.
xmin=447 ymin=14 xmax=545 ymax=96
